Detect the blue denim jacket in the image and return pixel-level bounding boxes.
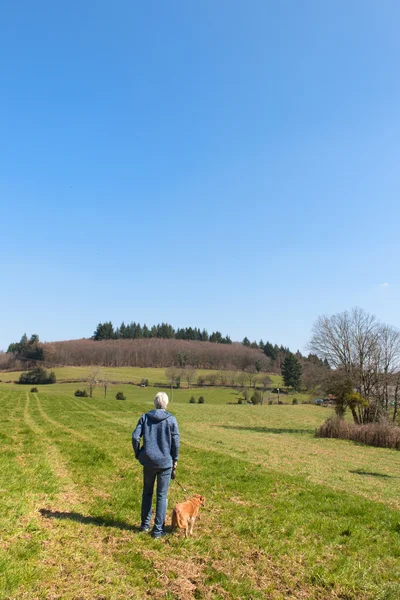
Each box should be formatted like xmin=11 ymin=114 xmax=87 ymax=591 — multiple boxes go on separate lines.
xmin=132 ymin=409 xmax=180 ymax=468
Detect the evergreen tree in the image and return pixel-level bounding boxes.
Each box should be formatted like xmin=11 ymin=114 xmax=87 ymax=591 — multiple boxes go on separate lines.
xmin=93 ymin=322 xmax=115 ymax=340
xmin=7 ymin=333 xmax=44 ymax=360
xmin=263 ymin=341 xmax=277 ymax=360
xmin=119 ymin=322 xmax=128 ymax=338
xmin=281 ymin=353 xmax=302 ymax=391
xmin=210 ymin=331 xmax=223 ymax=343
xmin=242 ymin=337 xmax=251 ymax=347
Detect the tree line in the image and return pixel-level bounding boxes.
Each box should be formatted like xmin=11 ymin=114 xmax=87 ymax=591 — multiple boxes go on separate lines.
xmin=3 ymin=330 xmax=327 ymax=382
xmin=93 ymin=321 xmax=232 ymax=344
xmin=10 ymin=337 xmax=271 ymax=372
xmin=6 ymin=334 xmax=44 ymax=361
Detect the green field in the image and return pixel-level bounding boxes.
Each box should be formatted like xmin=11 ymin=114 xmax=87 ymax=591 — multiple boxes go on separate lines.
xmin=0 ymin=365 xmax=283 ymax=387
xmin=1 ymin=384 xmax=399 ymax=599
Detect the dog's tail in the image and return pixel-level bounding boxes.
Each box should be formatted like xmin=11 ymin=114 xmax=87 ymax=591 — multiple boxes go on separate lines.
xmin=171 ymin=508 xmax=178 ymax=529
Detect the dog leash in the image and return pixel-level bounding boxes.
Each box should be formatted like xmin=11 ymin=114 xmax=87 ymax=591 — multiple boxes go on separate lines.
xmin=174 ymin=479 xmax=188 ymax=493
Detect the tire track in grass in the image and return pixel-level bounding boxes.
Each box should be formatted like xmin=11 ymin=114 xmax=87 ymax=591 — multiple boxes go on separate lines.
xmin=17 ymin=393 xmax=137 ymax=600
xmin=23 ymin=391 xmax=41 ymax=435
xmin=7 ymin=392 xmax=23 ymax=422
xmin=72 ymin=396 xmax=133 ymax=428
xmin=34 ymin=393 xmax=89 ymax=442
xmin=0 ymin=391 xmax=22 ymax=431
xmin=25 ymin=392 xmax=82 ymax=506
xmin=69 ymin=396 xmax=117 ymax=424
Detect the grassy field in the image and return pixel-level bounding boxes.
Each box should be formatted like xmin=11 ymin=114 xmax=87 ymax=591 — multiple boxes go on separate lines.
xmin=0 ymin=366 xmax=283 ymax=387
xmin=1 ymin=384 xmax=399 ymax=599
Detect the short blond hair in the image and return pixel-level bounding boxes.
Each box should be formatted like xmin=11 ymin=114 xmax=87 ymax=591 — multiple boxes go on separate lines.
xmin=154 ymin=392 xmax=169 ymax=409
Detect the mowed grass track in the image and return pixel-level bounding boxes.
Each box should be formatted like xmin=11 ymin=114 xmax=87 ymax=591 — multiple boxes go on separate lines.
xmin=1 ymin=387 xmax=400 ymax=599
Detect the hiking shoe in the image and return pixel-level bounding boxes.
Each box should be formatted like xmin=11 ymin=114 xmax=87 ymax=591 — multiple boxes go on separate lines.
xmin=151 ymin=531 xmax=167 ymax=539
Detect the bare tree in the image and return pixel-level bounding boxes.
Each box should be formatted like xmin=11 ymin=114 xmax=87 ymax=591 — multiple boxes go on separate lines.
xmin=185 ymin=367 xmax=197 ymax=388
xmin=309 ymin=308 xmax=400 ymax=423
xmin=165 ymin=367 xmax=181 ymax=388
xmin=86 ymin=366 xmax=100 ymax=398
xmin=100 ymin=370 xmax=111 ymax=399
xmin=244 ymin=365 xmax=257 ymax=388
xmin=237 ymin=371 xmax=247 ymax=388
xmin=377 ymin=325 xmax=400 ymax=410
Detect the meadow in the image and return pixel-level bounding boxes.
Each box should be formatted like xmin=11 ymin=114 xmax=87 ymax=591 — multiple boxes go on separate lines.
xmin=0 ymin=365 xmax=283 ymax=387
xmin=0 ymin=383 xmax=399 ymax=599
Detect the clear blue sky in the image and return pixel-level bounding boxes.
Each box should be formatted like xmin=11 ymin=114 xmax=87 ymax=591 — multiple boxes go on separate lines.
xmin=1 ymin=0 xmax=400 ymax=352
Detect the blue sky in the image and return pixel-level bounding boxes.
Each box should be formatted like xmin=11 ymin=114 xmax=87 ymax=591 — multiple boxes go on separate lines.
xmin=1 ymin=0 xmax=400 ymax=352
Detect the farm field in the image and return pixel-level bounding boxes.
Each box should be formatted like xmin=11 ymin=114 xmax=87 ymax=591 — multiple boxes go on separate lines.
xmin=1 ymin=385 xmax=399 ymax=599
xmin=0 ymin=365 xmax=283 ymax=387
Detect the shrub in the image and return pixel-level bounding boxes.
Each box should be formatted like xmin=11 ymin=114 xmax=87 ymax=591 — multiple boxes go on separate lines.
xmin=242 ymin=388 xmax=249 ymax=402
xmin=292 ymin=398 xmax=298 ymax=405
xmin=197 ymin=376 xmax=206 ymax=387
xmin=251 ymin=390 xmax=262 ymax=405
xmin=116 ymin=392 xmax=126 ymax=400
xmin=17 ymin=367 xmax=56 ymax=385
xmin=198 ymin=396 xmax=205 ymax=404
xmin=316 ymin=417 xmax=400 ymax=450
xmin=268 ymin=400 xmax=273 ymax=405
xmin=238 ymin=398 xmax=243 ymax=404
xmin=189 ymin=396 xmax=196 ymax=404
xmin=75 ymin=389 xmax=89 ymax=397
xmin=30 ymin=387 xmax=38 ymax=393
xmin=140 ymin=378 xmax=149 ymax=387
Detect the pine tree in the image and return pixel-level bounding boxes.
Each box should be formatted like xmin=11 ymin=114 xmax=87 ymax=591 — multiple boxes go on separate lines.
xmin=93 ymin=322 xmax=115 ymax=340
xmin=281 ymin=353 xmax=302 ymax=391
xmin=263 ymin=342 xmax=277 ymax=360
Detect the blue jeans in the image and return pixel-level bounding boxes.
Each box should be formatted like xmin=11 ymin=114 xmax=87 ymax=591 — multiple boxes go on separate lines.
xmin=141 ymin=466 xmax=172 ymax=536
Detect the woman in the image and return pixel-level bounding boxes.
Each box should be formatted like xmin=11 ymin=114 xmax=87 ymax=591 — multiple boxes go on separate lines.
xmin=132 ymin=392 xmax=180 ymax=538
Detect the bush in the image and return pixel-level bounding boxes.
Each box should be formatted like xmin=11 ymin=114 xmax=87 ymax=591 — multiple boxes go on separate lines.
xmin=251 ymin=390 xmax=262 ymax=405
xmin=189 ymin=396 xmax=196 ymax=404
xmin=268 ymin=400 xmax=273 ymax=405
xmin=75 ymin=389 xmax=89 ymax=397
xmin=116 ymin=392 xmax=126 ymax=400
xmin=198 ymin=396 xmax=205 ymax=404
xmin=316 ymin=417 xmax=400 ymax=450
xmin=140 ymin=378 xmax=149 ymax=387
xmin=17 ymin=367 xmax=56 ymax=385
xmin=238 ymin=398 xmax=243 ymax=404
xmin=30 ymin=387 xmax=38 ymax=393
xmin=292 ymin=398 xmax=298 ymax=405
xmin=197 ymin=376 xmax=206 ymax=387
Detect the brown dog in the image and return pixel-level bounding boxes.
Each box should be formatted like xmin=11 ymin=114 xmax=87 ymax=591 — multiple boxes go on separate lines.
xmin=171 ymin=494 xmax=205 ymax=537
